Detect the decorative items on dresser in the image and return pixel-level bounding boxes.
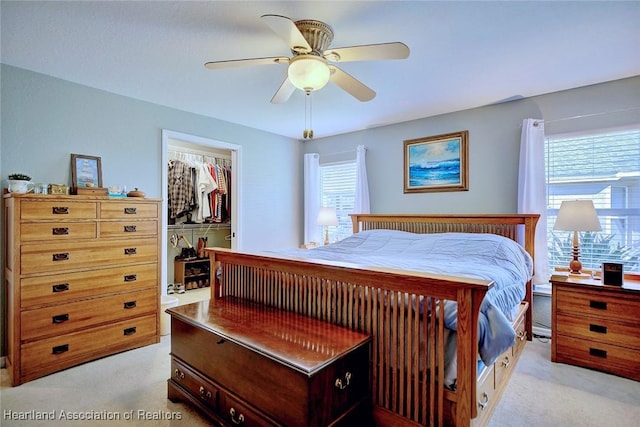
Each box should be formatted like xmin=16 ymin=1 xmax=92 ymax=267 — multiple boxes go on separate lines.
xmin=3 ymin=193 xmax=162 ymax=386
xmin=551 ymin=273 xmax=640 ymax=381
xmin=167 ymin=299 xmax=372 ymax=426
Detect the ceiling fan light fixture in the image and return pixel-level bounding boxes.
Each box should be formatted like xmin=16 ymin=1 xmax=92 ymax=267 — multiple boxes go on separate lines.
xmin=287 ymin=55 xmax=330 ymax=92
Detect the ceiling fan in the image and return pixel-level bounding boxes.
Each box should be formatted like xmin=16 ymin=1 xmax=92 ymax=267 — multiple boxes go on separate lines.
xmin=204 ymin=14 xmax=410 ymax=104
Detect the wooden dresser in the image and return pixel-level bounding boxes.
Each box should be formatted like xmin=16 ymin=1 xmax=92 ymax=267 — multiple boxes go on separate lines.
xmin=551 ymin=273 xmax=640 ymax=381
xmin=3 ymin=194 xmax=161 ymax=385
xmin=167 ymin=298 xmax=372 ymax=427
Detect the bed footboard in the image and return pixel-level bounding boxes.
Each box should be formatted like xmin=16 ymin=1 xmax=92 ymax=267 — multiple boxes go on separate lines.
xmin=207 ymin=249 xmax=491 ymax=426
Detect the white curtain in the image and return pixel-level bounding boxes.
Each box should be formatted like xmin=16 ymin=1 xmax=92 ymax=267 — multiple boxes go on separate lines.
xmin=353 ymin=145 xmax=371 ymax=213
xmin=304 ymin=153 xmax=321 ymax=244
xmin=518 ymin=119 xmax=550 ymax=285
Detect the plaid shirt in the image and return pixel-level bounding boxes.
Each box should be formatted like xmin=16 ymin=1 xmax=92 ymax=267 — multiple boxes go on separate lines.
xmin=168 ymin=160 xmax=196 ymax=219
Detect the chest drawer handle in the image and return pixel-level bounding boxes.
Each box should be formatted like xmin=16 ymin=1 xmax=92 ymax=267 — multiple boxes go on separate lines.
xmin=52 ymin=283 xmax=70 ymax=293
xmin=52 ymin=227 xmax=69 ymax=235
xmin=123 ymin=327 xmax=137 ymax=336
xmin=335 ymin=371 xmax=352 ymax=390
xmin=124 ymin=248 xmax=137 ymax=255
xmin=124 ymin=301 xmax=137 ymax=309
xmin=53 ymin=253 xmax=69 ymax=261
xmin=199 ymin=386 xmax=212 ymax=399
xmin=589 ymin=348 xmax=607 ymax=358
xmin=229 ymin=408 xmax=245 ymax=425
xmin=589 ymin=300 xmax=607 ymax=310
xmin=589 ymin=324 xmax=607 ymax=334
xmin=52 ymin=314 xmax=69 ymax=324
xmin=52 ymin=207 xmax=69 ymax=215
xmin=174 ymin=368 xmax=185 ymax=380
xmin=124 ymin=274 xmax=137 ymax=282
xmin=52 ymin=344 xmax=69 ymax=354
xmin=124 ymin=225 xmax=137 ymax=232
xmin=124 ymin=207 xmax=137 ymax=215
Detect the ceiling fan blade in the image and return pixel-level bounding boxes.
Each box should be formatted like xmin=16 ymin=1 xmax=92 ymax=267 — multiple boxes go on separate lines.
xmin=324 ymin=42 xmax=409 ymax=63
xmin=271 ymin=77 xmax=296 ymax=104
xmin=261 ymin=14 xmax=312 ymax=53
xmin=205 ymin=57 xmax=288 ymax=70
xmin=329 ymin=66 xmax=376 ymax=102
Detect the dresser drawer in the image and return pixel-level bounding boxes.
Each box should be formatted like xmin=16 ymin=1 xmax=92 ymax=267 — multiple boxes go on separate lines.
xmin=100 ymin=220 xmax=158 ymax=238
xmin=555 ymin=335 xmax=640 ymax=380
xmin=220 ymin=390 xmax=281 ymax=427
xmin=21 ymin=222 xmax=97 ymax=242
xmin=21 ymin=314 xmax=157 ymax=373
xmin=20 ymin=201 xmax=97 ymax=220
xmin=21 ymin=288 xmax=158 ymax=341
xmin=171 ymin=358 xmax=219 ymax=410
xmin=20 ymin=238 xmax=158 ymax=274
xmin=21 ymin=263 xmax=158 ymax=308
xmin=556 ymin=287 xmax=636 ymax=323
xmin=100 ymin=202 xmax=158 ymax=219
xmin=555 ymin=313 xmax=640 ymax=349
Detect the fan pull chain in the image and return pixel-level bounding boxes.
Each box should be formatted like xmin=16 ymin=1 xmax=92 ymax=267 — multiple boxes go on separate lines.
xmin=303 ymin=90 xmax=314 ymax=139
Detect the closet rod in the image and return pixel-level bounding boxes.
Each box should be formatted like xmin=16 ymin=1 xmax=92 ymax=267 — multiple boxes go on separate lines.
xmin=168 ymin=146 xmax=231 ymax=160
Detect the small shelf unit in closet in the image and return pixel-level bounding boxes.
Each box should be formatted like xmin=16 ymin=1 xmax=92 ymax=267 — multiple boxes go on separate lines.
xmin=174 ymin=258 xmax=211 ymax=291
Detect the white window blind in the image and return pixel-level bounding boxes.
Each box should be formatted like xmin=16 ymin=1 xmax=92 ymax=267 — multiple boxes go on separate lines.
xmin=319 ymin=161 xmax=357 ymax=242
xmin=545 ymin=128 xmax=640 ymax=274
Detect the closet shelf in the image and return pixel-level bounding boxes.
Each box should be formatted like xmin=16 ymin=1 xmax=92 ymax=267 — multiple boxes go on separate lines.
xmin=168 ymin=222 xmax=230 ymax=230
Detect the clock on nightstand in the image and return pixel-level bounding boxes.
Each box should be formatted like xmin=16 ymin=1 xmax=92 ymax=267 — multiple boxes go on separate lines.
xmin=550 ymin=273 xmax=640 ymax=381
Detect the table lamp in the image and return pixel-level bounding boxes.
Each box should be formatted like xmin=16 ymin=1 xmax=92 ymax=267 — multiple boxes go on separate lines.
xmin=553 ymin=200 xmax=602 ymax=276
xmin=317 ymin=207 xmax=338 ymax=245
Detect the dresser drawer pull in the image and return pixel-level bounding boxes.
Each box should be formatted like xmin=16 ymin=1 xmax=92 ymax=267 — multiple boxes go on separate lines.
xmin=124 ymin=207 xmax=137 ymax=215
xmin=478 ymin=392 xmax=489 ymax=411
xmin=52 ymin=283 xmax=70 ymax=293
xmin=199 ymin=386 xmax=212 ymax=399
xmin=123 ymin=327 xmax=137 ymax=336
xmin=589 ymin=348 xmax=607 ymax=358
xmin=229 ymin=408 xmax=245 ymax=425
xmin=501 ymin=356 xmax=511 ymax=368
xmin=334 ymin=371 xmax=352 ymax=390
xmin=52 ymin=227 xmax=69 ymax=235
xmin=124 ymin=225 xmax=137 ymax=232
xmin=589 ymin=324 xmax=607 ymax=334
xmin=123 ymin=301 xmax=137 ymax=309
xmin=124 ymin=274 xmax=137 ymax=282
xmin=52 ymin=314 xmax=69 ymax=324
xmin=517 ymin=330 xmax=527 ymax=341
xmin=174 ymin=368 xmax=185 ymax=380
xmin=124 ymin=248 xmax=137 ymax=255
xmin=52 ymin=253 xmax=69 ymax=261
xmin=589 ymin=300 xmax=607 ymax=310
xmin=52 ymin=344 xmax=69 ymax=354
xmin=52 ymin=207 xmax=69 ymax=215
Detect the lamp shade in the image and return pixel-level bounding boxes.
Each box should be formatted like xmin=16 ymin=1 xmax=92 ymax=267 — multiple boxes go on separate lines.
xmin=553 ymin=200 xmax=602 ymax=232
xmin=288 ymin=55 xmax=331 ymax=92
xmin=316 ymin=207 xmax=338 ymax=226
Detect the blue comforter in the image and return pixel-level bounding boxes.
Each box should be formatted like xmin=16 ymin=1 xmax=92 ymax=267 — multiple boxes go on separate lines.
xmin=274 ymin=230 xmax=533 ymax=366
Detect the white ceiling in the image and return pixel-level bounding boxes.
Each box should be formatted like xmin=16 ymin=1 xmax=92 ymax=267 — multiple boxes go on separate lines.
xmin=2 ymin=1 xmax=639 ymax=140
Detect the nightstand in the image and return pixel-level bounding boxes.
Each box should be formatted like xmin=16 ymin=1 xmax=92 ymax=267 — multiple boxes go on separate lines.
xmin=551 ymin=273 xmax=640 ymax=381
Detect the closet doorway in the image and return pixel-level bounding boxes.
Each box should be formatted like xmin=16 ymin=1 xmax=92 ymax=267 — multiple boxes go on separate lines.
xmin=161 ymin=129 xmax=242 ymax=294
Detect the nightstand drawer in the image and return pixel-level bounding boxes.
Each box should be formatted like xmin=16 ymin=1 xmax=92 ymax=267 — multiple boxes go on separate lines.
xmin=555 ymin=335 xmax=640 ymax=380
xmin=555 ymin=287 xmax=637 ymax=322
xmin=556 ymin=313 xmax=640 ymax=349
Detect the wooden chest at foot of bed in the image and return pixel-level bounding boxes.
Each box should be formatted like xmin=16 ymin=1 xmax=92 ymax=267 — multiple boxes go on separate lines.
xmin=167 ymin=298 xmax=372 ymax=427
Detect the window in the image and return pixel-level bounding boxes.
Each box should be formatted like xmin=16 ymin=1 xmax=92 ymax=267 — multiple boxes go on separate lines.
xmin=545 ymin=128 xmax=640 ymax=274
xmin=319 ymin=160 xmax=357 ymax=242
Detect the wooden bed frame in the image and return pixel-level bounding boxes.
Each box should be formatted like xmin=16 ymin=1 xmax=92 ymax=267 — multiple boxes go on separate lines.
xmin=206 ymin=213 xmax=539 ymax=427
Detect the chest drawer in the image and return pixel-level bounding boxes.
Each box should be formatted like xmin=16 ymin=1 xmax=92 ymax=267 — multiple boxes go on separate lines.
xmin=20 ymin=222 xmax=97 ymax=242
xmin=20 ymin=201 xmax=97 ymax=220
xmin=555 ymin=313 xmax=640 ymax=349
xmin=21 ymin=288 xmax=158 ymax=341
xmin=21 ymin=263 xmax=158 ymax=308
xmin=99 ymin=220 xmax=158 ymax=238
xmin=100 ymin=202 xmax=158 ymax=219
xmin=171 ymin=358 xmax=219 ymax=409
xmin=21 ymin=314 xmax=157 ymax=374
xmin=556 ymin=287 xmax=637 ymax=323
xmin=220 ymin=389 xmax=281 ymax=427
xmin=20 ymin=238 xmax=158 ymax=274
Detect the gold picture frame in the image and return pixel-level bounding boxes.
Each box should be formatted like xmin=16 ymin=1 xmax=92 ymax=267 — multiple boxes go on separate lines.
xmin=403 ymin=130 xmax=469 ymax=193
xmin=71 ymin=154 xmax=103 ymax=190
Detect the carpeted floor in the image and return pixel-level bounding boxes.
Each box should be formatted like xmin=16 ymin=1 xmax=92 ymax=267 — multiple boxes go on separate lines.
xmin=1 ymin=334 xmax=638 ymax=426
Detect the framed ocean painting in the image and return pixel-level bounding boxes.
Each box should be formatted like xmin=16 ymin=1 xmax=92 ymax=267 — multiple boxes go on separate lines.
xmin=403 ymin=130 xmax=469 ymax=193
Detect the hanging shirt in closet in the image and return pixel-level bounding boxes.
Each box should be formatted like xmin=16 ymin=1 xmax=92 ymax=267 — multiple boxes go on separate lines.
xmin=168 ymin=160 xmax=196 ymax=220
xmin=192 ymin=162 xmax=217 ymax=223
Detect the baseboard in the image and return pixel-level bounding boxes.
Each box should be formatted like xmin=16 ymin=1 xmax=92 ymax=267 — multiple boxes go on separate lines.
xmin=533 ymin=326 xmax=551 ymax=338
